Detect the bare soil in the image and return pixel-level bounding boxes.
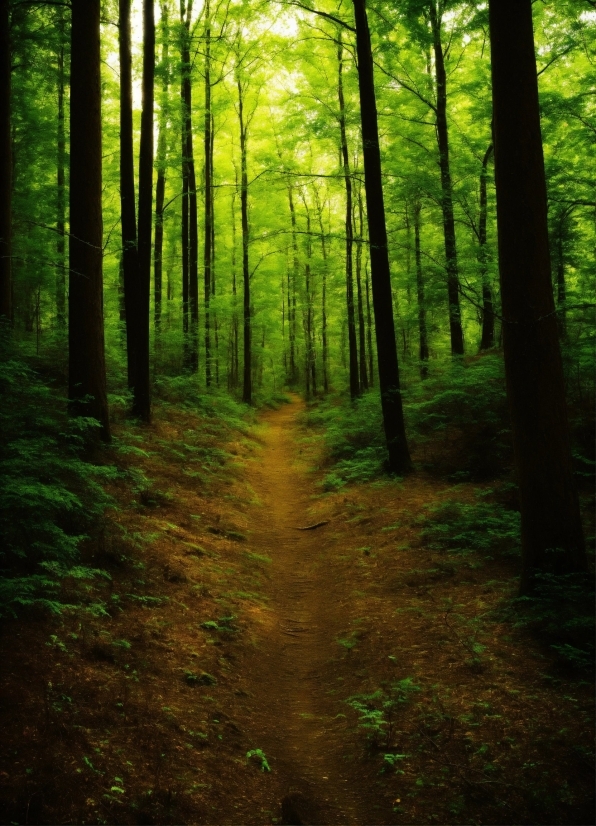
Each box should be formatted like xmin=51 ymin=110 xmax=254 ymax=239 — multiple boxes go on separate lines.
xmin=0 ymin=395 xmax=593 ymax=826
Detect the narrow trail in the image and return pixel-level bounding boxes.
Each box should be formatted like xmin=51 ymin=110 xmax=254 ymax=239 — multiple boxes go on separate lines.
xmin=237 ymin=396 xmax=365 ymax=825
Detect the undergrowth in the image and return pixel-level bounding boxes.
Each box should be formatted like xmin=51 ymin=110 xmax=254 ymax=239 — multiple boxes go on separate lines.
xmin=0 ymin=336 xmax=116 ymax=618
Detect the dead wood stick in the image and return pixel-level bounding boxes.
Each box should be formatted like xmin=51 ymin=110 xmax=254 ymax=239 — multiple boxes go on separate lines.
xmin=293 ymin=520 xmax=330 ymax=531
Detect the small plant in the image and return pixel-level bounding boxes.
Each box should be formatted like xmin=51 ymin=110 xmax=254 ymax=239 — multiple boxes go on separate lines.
xmin=347 ymin=678 xmax=420 ymax=747
xmin=246 ymin=748 xmax=271 ymax=772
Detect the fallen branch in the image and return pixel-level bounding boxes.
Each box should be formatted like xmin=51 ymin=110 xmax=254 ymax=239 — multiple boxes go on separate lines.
xmin=294 ymin=520 xmax=330 ymax=531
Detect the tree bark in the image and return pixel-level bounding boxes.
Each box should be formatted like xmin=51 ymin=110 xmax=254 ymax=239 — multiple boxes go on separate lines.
xmin=204 ymin=0 xmax=213 ymax=385
xmin=119 ymin=0 xmax=139 ymax=390
xmin=288 ymin=185 xmax=299 ymax=385
xmin=413 ymin=199 xmax=429 ymax=377
xmin=315 ymin=192 xmax=329 ymax=394
xmin=134 ymin=0 xmax=155 ymax=422
xmin=0 ymin=0 xmax=12 ymax=321
xmin=180 ymin=0 xmax=198 ymax=372
xmin=365 ymin=256 xmax=373 ymax=386
xmin=55 ymin=9 xmax=66 ymax=330
xmin=355 ymin=183 xmax=368 ymax=389
xmin=429 ymin=3 xmax=464 ymax=356
xmin=338 ymin=35 xmax=360 ymax=400
xmin=489 ymin=0 xmax=586 ymax=591
xmin=237 ymin=75 xmax=251 ymax=404
xmin=68 ymin=0 xmax=110 ymax=440
xmin=352 ymin=0 xmax=411 ymax=473
xmin=154 ymin=0 xmax=170 ymax=334
xmin=479 ymin=143 xmax=495 ymax=350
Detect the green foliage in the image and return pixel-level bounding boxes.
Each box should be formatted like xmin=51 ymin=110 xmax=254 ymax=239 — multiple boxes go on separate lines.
xmin=346 ymin=678 xmax=420 ymax=746
xmin=246 ymin=748 xmax=270 ymax=772
xmin=504 ymin=572 xmax=595 ymax=669
xmin=405 ymin=356 xmax=512 ymax=480
xmin=0 ymin=338 xmax=114 ymax=617
xmin=420 ymin=496 xmax=521 ymax=558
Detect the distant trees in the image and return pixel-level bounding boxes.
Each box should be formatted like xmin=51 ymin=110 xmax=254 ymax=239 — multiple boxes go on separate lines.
xmin=488 ymin=0 xmax=586 ymax=591
xmin=68 ymin=0 xmax=110 ymax=440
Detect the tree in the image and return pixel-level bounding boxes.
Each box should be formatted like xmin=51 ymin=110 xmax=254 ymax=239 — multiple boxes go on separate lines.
xmin=154 ymin=0 xmax=171 ymax=333
xmin=118 ymin=0 xmax=139 ymax=391
xmin=337 ymin=32 xmax=360 ymax=400
xmin=488 ymin=0 xmax=586 ymax=591
xmin=352 ymin=0 xmax=412 ymax=474
xmin=134 ymin=0 xmax=156 ymax=422
xmin=180 ymin=0 xmax=199 ymax=372
xmin=0 ymin=0 xmax=11 ymax=322
xmin=68 ymin=0 xmax=110 ymax=440
xmin=478 ymin=143 xmax=494 ymax=351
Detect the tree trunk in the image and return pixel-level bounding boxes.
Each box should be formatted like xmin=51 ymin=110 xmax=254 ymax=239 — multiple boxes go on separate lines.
xmin=479 ymin=142 xmax=495 ymax=350
xmin=315 ymin=193 xmax=329 ymax=394
xmin=68 ymin=0 xmax=110 ymax=440
xmin=119 ymin=0 xmax=139 ymax=391
xmin=365 ymin=256 xmax=374 ymax=386
xmin=429 ymin=3 xmax=464 ymax=356
xmin=413 ymin=199 xmax=429 ymax=377
xmin=230 ymin=178 xmax=239 ymax=389
xmin=238 ymin=76 xmax=251 ymax=404
xmin=0 ymin=0 xmax=10 ymax=322
xmin=154 ymin=0 xmax=170 ymax=334
xmin=301 ymin=198 xmax=316 ymax=397
xmin=352 ymin=0 xmax=411 ymax=473
xmin=355 ymin=183 xmax=368 ymax=389
xmin=338 ymin=35 xmax=360 ymax=400
xmin=180 ymin=0 xmax=198 ymax=372
xmin=204 ymin=0 xmax=213 ymax=385
xmin=55 ymin=10 xmax=66 ymax=330
xmin=134 ymin=0 xmax=155 ymax=422
xmin=489 ymin=0 xmax=586 ymax=591
xmin=288 ymin=185 xmax=299 ymax=385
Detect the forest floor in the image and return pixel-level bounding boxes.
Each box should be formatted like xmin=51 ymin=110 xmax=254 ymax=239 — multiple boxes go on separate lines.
xmin=0 ymin=395 xmax=594 ymax=826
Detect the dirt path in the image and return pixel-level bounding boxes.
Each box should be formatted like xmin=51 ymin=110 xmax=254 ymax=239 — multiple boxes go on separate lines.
xmin=235 ymin=396 xmax=365 ymax=825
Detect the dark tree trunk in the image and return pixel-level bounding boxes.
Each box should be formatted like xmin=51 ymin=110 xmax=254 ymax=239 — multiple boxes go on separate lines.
xmin=204 ymin=0 xmax=213 ymax=385
xmin=338 ymin=36 xmax=360 ymax=400
xmin=413 ymin=199 xmax=429 ymax=377
xmin=134 ymin=0 xmax=155 ymax=422
xmin=355 ymin=184 xmax=368 ymax=389
xmin=554 ymin=210 xmax=568 ymax=340
xmin=154 ymin=0 xmax=170 ymax=334
xmin=0 ymin=0 xmax=12 ymax=321
xmin=302 ymin=201 xmax=316 ymax=397
xmin=229 ymin=180 xmax=239 ymax=389
xmin=180 ymin=0 xmax=198 ymax=372
xmin=288 ymin=185 xmax=299 ymax=384
xmin=238 ymin=77 xmax=251 ymax=404
xmin=315 ymin=194 xmax=329 ymax=394
xmin=479 ymin=143 xmax=495 ymax=350
xmin=55 ymin=10 xmax=66 ymax=330
xmin=352 ymin=0 xmax=411 ymax=473
xmin=429 ymin=3 xmax=464 ymax=356
xmin=119 ymin=0 xmax=139 ymax=390
xmin=365 ymin=257 xmax=374 ymax=386
xmin=68 ymin=0 xmax=110 ymax=440
xmin=489 ymin=0 xmax=586 ymax=592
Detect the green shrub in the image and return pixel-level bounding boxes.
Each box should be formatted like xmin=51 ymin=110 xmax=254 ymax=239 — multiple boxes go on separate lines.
xmin=0 ymin=336 xmax=115 ymax=617
xmin=419 ymin=497 xmax=521 ymax=558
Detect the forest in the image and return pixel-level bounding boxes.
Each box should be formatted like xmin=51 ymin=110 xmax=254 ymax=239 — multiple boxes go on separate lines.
xmin=0 ymin=0 xmax=594 ymax=823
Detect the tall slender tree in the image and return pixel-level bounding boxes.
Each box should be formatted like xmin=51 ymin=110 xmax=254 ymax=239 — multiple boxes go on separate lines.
xmin=154 ymin=0 xmax=171 ymax=333
xmin=352 ymin=0 xmax=412 ymax=473
xmin=119 ymin=0 xmax=139 ymax=390
xmin=68 ymin=0 xmax=110 ymax=440
xmin=134 ymin=0 xmax=155 ymax=421
xmin=180 ymin=0 xmax=199 ymax=371
xmin=489 ymin=0 xmax=586 ymax=592
xmin=413 ymin=198 xmax=429 ymax=376
xmin=55 ymin=8 xmax=67 ymax=330
xmin=237 ymin=64 xmax=251 ymax=404
xmin=337 ymin=33 xmax=360 ymax=400
xmin=0 ymin=0 xmax=12 ymax=322
xmin=204 ymin=0 xmax=214 ymax=385
xmin=478 ymin=143 xmax=494 ymax=350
